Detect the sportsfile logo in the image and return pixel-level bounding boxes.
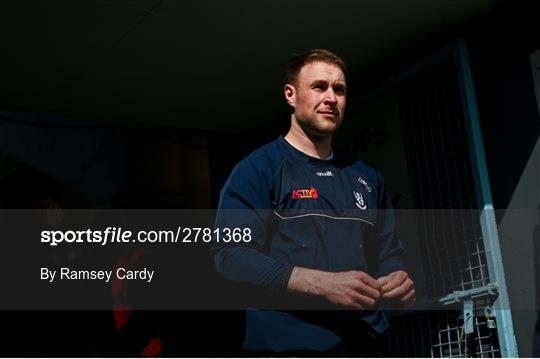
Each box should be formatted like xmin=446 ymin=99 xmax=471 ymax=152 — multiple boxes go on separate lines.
xmin=292 ymin=187 xmax=319 ymax=199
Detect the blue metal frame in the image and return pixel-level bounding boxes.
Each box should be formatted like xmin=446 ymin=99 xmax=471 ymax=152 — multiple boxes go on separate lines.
xmin=454 ymin=38 xmax=518 ymax=357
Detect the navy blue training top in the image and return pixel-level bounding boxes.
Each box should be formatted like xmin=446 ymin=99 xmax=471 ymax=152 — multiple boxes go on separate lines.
xmin=213 ymin=136 xmax=406 ymax=352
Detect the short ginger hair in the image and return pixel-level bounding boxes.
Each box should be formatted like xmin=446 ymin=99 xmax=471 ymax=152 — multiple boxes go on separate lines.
xmin=285 ymin=49 xmax=347 ymax=86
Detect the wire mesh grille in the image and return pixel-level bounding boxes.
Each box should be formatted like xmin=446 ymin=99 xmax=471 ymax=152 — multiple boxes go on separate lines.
xmin=399 ymin=57 xmax=491 ymax=298
xmin=380 ymin=55 xmax=501 ymax=357
xmin=383 ymin=308 xmax=500 ymax=358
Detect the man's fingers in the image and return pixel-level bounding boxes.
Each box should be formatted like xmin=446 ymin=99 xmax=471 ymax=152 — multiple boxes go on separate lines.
xmin=348 ymin=302 xmax=364 ymax=310
xmin=399 ymin=289 xmax=416 ymax=306
xmin=356 ymin=272 xmax=381 ymax=292
xmin=348 ymin=291 xmax=377 ymax=308
xmin=381 ymin=272 xmax=407 ymax=293
xmin=377 ymin=275 xmax=389 ymax=287
xmin=354 ymin=280 xmax=381 ymax=301
xmin=381 ymin=278 xmax=414 ymax=299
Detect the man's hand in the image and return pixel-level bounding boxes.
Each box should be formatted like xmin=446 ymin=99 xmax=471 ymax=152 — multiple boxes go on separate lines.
xmin=319 ymin=270 xmax=382 ymax=309
xmin=288 ymin=267 xmax=382 ymax=309
xmin=377 ymin=270 xmax=415 ymax=308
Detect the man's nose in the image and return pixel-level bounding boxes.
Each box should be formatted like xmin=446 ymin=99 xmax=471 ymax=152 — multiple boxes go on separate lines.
xmin=324 ymin=89 xmax=337 ymax=103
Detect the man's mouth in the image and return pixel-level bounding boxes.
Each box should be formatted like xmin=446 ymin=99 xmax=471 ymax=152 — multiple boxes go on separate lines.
xmin=318 ymin=110 xmax=337 ymax=118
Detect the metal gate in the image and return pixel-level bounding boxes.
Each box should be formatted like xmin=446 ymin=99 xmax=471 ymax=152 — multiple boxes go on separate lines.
xmin=366 ymin=40 xmax=518 ymax=357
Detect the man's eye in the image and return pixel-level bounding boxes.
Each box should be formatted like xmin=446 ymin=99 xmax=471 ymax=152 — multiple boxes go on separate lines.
xmin=313 ymin=84 xmax=326 ymax=91
xmin=334 ymin=86 xmax=346 ymax=95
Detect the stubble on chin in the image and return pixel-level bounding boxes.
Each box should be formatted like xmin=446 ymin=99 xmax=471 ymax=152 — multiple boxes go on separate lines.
xmin=300 ymin=124 xmax=337 ymax=141
xmin=310 ymin=115 xmax=342 ymax=137
xmin=293 ymin=111 xmax=343 ymax=139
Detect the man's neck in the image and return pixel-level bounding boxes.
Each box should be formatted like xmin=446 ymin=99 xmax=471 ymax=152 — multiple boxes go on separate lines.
xmin=284 ymin=124 xmax=333 ymax=159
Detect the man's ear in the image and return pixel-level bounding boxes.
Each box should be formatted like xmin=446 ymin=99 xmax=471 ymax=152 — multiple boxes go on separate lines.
xmin=284 ymin=84 xmax=296 ymax=107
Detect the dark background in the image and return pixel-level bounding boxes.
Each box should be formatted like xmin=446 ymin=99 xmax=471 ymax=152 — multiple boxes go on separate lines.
xmin=0 ymin=0 xmax=539 ymax=356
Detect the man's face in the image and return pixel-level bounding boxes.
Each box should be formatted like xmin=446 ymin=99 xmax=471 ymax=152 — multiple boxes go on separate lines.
xmin=285 ymin=61 xmax=347 ymax=137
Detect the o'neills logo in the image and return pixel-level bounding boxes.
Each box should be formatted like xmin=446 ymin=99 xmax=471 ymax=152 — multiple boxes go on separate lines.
xmin=292 ymin=187 xmax=319 ymax=199
xmin=357 ymin=177 xmax=372 ymax=192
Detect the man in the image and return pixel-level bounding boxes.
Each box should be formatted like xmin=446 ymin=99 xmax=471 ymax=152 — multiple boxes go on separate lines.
xmin=213 ymin=49 xmax=415 ymax=355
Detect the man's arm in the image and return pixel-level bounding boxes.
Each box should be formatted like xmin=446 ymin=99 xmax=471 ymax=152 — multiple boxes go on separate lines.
xmin=213 ymin=158 xmax=294 ymax=292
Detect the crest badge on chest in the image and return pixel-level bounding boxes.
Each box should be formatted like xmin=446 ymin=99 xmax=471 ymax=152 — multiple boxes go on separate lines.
xmin=353 ymin=191 xmax=367 ymax=210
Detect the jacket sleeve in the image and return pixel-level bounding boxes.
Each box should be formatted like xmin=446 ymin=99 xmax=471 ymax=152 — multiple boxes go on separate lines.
xmin=212 ymin=158 xmax=294 ymax=292
xmin=373 ymin=170 xmax=407 ymax=277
